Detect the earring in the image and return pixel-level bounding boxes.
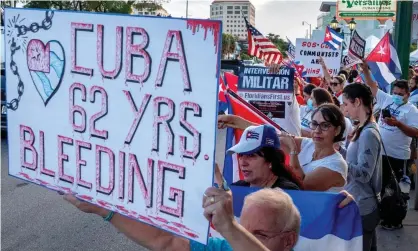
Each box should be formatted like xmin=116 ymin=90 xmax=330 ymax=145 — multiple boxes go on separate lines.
xmin=269 ymin=165 xmax=272 ymax=169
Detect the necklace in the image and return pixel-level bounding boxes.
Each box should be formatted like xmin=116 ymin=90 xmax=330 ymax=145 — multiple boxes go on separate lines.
xmin=312 ymin=148 xmax=334 ymax=161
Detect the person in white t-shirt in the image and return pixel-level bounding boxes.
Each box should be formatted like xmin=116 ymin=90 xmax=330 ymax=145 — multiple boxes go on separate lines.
xmin=362 ymin=62 xmax=418 ymax=229
xmin=280 ymin=104 xmax=348 ymax=192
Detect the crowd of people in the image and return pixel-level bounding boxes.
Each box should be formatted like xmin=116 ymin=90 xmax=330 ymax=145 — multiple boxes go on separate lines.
xmin=61 ymin=59 xmax=418 ymax=251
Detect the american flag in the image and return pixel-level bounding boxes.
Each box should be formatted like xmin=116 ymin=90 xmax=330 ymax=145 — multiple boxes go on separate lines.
xmin=244 ymin=18 xmax=283 ymax=65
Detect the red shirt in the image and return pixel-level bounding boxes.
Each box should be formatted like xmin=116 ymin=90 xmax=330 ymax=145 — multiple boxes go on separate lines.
xmin=296 ymin=94 xmax=305 ymax=106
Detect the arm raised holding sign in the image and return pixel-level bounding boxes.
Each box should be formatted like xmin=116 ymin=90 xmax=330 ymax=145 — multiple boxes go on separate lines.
xmin=319 ymin=56 xmax=331 ymax=88
xmin=63 ymin=194 xmax=188 ymax=251
xmin=62 ymin=165 xmax=272 ymax=251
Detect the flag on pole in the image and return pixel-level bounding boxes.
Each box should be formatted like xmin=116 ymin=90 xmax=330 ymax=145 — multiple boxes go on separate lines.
xmin=244 ymin=17 xmax=283 ymax=65
xmin=224 ymin=72 xmax=238 ymax=93
xmin=324 ymin=26 xmax=344 ymax=50
xmin=286 ymin=37 xmax=296 ymax=60
xmin=366 ymin=32 xmax=402 ymax=91
xmin=293 ymin=61 xmax=307 ymax=77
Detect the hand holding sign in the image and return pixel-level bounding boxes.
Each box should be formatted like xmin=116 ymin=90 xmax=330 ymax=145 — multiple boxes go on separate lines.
xmin=360 ymin=59 xmax=369 ymax=72
xmin=63 ymin=193 xmax=109 ymax=217
xmin=203 ymin=164 xmax=234 ymax=234
xmin=318 ymin=56 xmax=326 ymax=67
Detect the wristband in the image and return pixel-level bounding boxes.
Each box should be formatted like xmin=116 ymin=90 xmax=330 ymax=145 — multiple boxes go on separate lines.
xmin=103 ymin=211 xmax=115 ymax=222
xmin=290 ymin=151 xmax=298 ymax=155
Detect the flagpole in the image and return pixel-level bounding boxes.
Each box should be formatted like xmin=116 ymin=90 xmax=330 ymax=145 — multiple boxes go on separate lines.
xmin=186 ymin=0 xmax=189 ymax=18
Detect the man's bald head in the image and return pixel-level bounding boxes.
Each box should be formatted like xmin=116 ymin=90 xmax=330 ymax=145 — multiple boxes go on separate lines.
xmin=240 ymin=188 xmax=301 ymax=251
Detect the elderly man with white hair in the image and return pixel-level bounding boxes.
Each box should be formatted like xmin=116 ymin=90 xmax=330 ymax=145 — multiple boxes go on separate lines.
xmin=63 ymin=186 xmax=301 ymax=251
xmin=238 ymin=188 xmax=301 ymax=250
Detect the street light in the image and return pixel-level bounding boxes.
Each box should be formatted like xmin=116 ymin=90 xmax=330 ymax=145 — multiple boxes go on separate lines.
xmin=302 ymin=21 xmax=312 ymax=39
xmin=348 ymin=18 xmax=357 ymax=34
xmin=330 ymin=16 xmax=339 ymax=30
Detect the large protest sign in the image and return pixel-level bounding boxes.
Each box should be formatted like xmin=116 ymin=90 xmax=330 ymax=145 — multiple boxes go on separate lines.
xmin=348 ymin=31 xmax=365 ymax=59
xmin=237 ymin=66 xmax=294 ymax=119
xmin=343 ymin=31 xmax=365 ymax=68
xmin=4 ymin=8 xmax=221 ymax=244
xmin=238 ymin=66 xmax=294 ymax=102
xmin=295 ymin=39 xmax=342 ymax=77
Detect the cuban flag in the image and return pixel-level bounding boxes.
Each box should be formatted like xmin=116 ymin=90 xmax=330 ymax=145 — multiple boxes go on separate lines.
xmin=282 ymin=59 xmax=305 ymax=84
xmin=366 ymin=32 xmax=402 ymax=91
xmin=324 ymin=26 xmax=344 ymax=51
xmin=223 ymin=72 xmax=238 ymax=93
xmin=293 ymin=61 xmax=307 ymax=77
xmin=230 ymin=186 xmax=363 ymax=251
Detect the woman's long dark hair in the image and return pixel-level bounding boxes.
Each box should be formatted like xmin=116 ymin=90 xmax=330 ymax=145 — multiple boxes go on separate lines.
xmin=342 ymin=84 xmax=374 ymax=141
xmin=258 ymin=147 xmax=303 ymax=188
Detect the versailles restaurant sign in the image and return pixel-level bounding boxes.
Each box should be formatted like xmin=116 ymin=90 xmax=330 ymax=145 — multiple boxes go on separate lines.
xmin=337 ymin=0 xmax=397 ymax=20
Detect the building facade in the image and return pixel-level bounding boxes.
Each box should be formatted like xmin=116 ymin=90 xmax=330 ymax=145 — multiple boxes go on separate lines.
xmin=210 ymin=0 xmax=255 ymax=40
xmin=314 ymin=1 xmax=393 ymax=51
xmin=131 ymin=6 xmax=170 ymax=17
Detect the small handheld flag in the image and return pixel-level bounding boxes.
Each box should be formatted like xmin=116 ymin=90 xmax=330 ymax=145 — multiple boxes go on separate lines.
xmin=324 ymin=26 xmax=343 ymax=51
xmin=366 ymin=32 xmax=402 ymax=91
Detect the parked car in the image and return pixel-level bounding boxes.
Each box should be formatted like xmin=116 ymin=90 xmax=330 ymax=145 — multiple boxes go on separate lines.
xmin=1 ymin=68 xmax=6 ymax=132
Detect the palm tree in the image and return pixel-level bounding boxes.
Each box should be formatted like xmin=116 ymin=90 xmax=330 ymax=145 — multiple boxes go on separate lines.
xmin=222 ymin=33 xmax=236 ymax=59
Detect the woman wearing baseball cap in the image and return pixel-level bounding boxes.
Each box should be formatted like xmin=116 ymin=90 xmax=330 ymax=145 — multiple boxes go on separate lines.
xmin=219 ymin=104 xmax=347 ymax=192
xmin=220 ymin=123 xmax=301 ymax=190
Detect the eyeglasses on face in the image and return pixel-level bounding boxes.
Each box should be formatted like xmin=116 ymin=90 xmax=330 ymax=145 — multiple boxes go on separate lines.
xmin=309 ymin=121 xmax=333 ymax=131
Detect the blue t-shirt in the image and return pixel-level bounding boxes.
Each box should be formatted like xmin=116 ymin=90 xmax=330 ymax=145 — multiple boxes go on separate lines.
xmin=190 ymin=238 xmax=232 ymax=251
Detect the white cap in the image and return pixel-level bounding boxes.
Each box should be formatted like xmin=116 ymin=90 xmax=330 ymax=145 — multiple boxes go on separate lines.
xmin=227 ymin=124 xmax=280 ymax=155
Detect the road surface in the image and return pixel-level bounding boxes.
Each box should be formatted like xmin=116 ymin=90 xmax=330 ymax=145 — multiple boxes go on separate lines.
xmin=1 ymin=136 xmax=145 ymax=251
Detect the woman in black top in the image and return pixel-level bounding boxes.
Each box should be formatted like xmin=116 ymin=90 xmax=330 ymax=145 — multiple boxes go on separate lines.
xmin=225 ymin=124 xmax=301 ymax=190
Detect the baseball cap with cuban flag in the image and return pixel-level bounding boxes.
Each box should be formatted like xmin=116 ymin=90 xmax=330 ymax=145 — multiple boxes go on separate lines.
xmin=227 ymin=125 xmax=280 ymax=155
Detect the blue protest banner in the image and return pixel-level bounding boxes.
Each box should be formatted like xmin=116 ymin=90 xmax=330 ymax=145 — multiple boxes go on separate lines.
xmin=238 ymin=66 xmax=294 ymax=103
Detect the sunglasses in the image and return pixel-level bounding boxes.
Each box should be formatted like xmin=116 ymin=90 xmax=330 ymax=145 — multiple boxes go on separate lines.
xmin=330 ymin=82 xmax=340 ymax=86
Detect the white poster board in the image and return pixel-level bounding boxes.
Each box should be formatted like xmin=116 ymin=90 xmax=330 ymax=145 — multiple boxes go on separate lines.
xmin=295 ymin=39 xmax=342 ymax=77
xmin=4 ymin=8 xmax=221 ymax=244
